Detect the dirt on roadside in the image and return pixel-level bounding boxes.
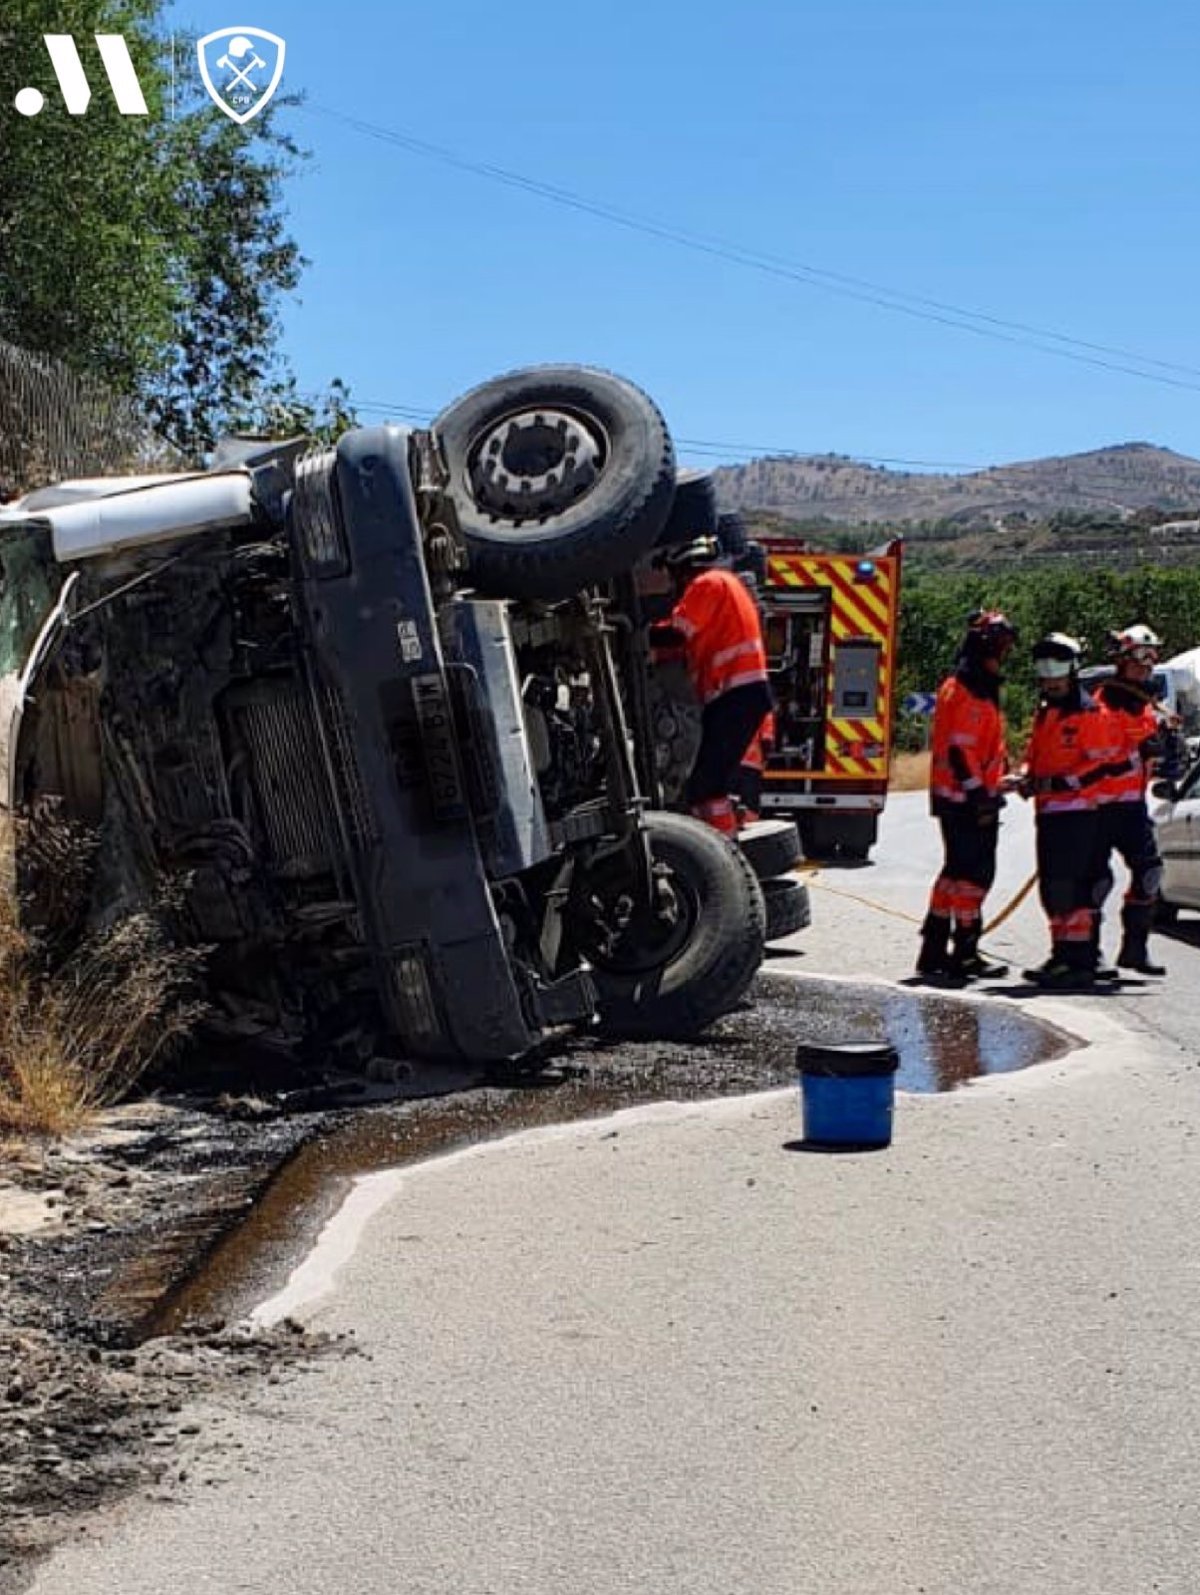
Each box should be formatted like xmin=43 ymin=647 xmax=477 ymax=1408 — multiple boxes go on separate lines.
xmin=0 ymin=1097 xmax=350 ymax=1595
xmin=890 ymin=750 xmax=930 ymax=791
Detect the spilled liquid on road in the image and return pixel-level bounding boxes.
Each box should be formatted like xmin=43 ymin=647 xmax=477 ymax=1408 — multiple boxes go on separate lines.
xmin=150 ymin=972 xmax=1075 ymax=1337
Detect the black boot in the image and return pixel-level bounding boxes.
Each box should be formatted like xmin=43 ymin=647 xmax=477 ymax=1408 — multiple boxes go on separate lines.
xmin=950 ymin=923 xmax=1008 ymax=979
xmin=916 ymin=914 xmax=954 ymax=978
xmin=1116 ymin=903 xmax=1166 ymax=976
xmin=1024 ymin=943 xmax=1095 ymax=989
xmin=1090 ymin=931 xmax=1120 ymax=983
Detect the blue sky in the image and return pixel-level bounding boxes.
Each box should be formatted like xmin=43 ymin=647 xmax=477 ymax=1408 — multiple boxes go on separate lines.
xmin=173 ymin=1 xmax=1199 ymax=470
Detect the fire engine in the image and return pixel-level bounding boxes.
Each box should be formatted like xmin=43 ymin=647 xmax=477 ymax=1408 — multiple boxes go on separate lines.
xmin=757 ymin=536 xmax=903 ymax=860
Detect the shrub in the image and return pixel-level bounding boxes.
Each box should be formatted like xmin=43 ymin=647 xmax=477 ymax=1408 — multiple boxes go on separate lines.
xmin=0 ymin=878 xmax=205 ymax=1139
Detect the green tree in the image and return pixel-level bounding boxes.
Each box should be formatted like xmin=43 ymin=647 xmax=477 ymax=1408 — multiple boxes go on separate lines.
xmin=0 ymin=2 xmax=317 ymax=457
xmin=899 ymin=563 xmax=1200 ymax=751
xmin=227 ymin=375 xmax=358 ymax=446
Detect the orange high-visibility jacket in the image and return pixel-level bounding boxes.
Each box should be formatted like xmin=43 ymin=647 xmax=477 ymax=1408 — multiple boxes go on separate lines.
xmin=929 ymin=675 xmax=1006 ymax=808
xmin=670 ymin=569 xmax=769 ymax=705
xmin=1093 ymin=679 xmax=1160 ymax=803
xmin=1023 ymin=694 xmax=1125 ymax=813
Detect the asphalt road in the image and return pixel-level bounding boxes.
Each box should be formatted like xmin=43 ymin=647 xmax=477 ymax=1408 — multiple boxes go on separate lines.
xmin=26 ymin=795 xmax=1200 ymax=1595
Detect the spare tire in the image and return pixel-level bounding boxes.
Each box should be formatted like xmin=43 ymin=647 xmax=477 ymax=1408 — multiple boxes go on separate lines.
xmin=566 ymin=810 xmax=765 ymax=1038
xmin=433 ymin=365 xmax=675 ymax=600
xmin=762 ymin=875 xmax=811 ymax=941
xmin=736 ymin=818 xmax=803 ymax=880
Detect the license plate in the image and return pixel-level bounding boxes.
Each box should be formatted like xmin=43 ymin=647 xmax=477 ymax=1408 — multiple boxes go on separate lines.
xmin=411 ymin=673 xmax=467 ymax=821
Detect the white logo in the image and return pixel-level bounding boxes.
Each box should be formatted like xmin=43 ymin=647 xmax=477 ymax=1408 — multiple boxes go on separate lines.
xmin=197 ymin=27 xmax=285 ymax=124
xmin=13 ymin=35 xmax=148 ymax=117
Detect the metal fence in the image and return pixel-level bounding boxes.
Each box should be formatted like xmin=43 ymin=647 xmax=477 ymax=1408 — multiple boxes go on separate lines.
xmin=0 ymin=339 xmax=179 ymax=499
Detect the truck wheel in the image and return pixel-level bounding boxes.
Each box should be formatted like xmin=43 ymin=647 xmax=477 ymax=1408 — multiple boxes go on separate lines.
xmin=653 ymin=468 xmax=718 ymax=547
xmin=835 ymin=813 xmax=878 ymax=861
xmin=736 ymin=818 xmax=802 ymax=879
xmin=433 ymin=365 xmax=675 ymax=600
xmin=567 ymin=811 xmax=765 ymax=1038
xmin=763 ymin=875 xmax=810 ymax=941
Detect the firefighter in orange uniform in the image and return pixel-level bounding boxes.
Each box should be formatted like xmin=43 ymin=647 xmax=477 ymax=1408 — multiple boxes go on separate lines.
xmin=650 ymin=536 xmax=773 ymax=834
xmin=918 ymin=609 xmax=1017 ymax=980
xmin=1019 ymin=633 xmax=1131 ymax=988
xmin=1092 ymin=624 xmax=1175 ymax=975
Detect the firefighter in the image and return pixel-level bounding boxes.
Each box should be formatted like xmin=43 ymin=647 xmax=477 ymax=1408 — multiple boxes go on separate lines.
xmin=650 ymin=536 xmax=773 ymax=835
xmin=1092 ymin=624 xmax=1176 ymax=975
xmin=917 ymin=609 xmax=1017 ymax=980
xmin=1019 ymin=634 xmax=1128 ymax=988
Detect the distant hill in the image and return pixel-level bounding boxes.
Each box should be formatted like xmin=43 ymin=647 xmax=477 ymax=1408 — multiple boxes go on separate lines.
xmin=712 ymin=442 xmax=1200 ymax=526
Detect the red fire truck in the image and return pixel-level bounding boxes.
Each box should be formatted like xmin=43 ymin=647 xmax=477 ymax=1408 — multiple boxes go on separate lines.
xmin=757 ymin=537 xmax=903 ymax=860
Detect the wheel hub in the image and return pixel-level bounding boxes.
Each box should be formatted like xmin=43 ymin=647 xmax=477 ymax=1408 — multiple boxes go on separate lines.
xmin=575 ymin=862 xmax=695 ymax=974
xmin=469 ymin=409 xmax=603 ymax=521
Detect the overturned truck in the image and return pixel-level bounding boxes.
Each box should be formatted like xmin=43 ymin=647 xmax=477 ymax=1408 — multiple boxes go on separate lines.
xmin=0 ymin=366 xmax=805 ymax=1076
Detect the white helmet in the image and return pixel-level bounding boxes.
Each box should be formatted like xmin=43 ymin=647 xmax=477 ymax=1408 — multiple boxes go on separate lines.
xmin=1107 ymin=623 xmax=1162 ymax=662
xmin=1032 ymin=632 xmax=1082 ymax=678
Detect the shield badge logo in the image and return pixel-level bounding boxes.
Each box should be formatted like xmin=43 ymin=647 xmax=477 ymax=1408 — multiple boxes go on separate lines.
xmin=197 ymin=28 xmax=286 ymax=124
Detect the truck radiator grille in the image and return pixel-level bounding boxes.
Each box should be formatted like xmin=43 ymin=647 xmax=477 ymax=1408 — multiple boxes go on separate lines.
xmin=228 ymin=685 xmax=337 ymax=874
xmin=320 ymin=684 xmax=377 ymax=850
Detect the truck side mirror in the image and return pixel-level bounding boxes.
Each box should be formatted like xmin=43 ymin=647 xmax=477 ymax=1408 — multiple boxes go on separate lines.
xmin=1150 ymin=778 xmax=1177 ymax=801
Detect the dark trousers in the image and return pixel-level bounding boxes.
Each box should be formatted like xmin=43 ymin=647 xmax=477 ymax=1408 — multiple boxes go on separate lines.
xmin=686 ymin=681 xmax=774 ymax=807
xmin=938 ymin=809 xmax=999 ymax=891
xmin=731 ymin=763 xmax=763 ymax=812
xmin=1096 ymin=800 xmax=1162 ymax=906
xmin=1035 ymin=810 xmax=1105 ymax=944
xmin=926 ymin=806 xmax=999 ymax=927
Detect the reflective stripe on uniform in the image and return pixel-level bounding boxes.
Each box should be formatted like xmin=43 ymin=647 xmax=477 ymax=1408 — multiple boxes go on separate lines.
xmin=704 ymin=666 xmax=769 ymax=703
xmin=1050 ymin=907 xmax=1094 ymax=942
xmin=672 ymin=568 xmax=769 ymax=705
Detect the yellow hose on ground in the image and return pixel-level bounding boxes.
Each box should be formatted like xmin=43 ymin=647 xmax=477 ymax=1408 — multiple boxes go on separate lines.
xmin=981 ymin=871 xmax=1039 ymax=934
xmin=802 ymin=869 xmax=1040 ymax=940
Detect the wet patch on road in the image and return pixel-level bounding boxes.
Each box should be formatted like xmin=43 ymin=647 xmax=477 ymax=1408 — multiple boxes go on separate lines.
xmin=150 ymin=972 xmax=1076 ymax=1338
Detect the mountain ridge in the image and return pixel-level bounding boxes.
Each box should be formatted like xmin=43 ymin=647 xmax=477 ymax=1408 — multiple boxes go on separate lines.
xmin=711 ymin=441 xmax=1200 ymax=526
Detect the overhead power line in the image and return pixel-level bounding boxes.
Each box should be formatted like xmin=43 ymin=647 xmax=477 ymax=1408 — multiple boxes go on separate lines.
xmin=308 ymin=391 xmax=987 ymax=470
xmin=304 ymin=102 xmax=1200 ymax=396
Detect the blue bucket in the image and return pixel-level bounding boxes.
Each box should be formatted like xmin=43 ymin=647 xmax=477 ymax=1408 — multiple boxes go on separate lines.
xmin=796 ymin=1042 xmax=900 ymax=1149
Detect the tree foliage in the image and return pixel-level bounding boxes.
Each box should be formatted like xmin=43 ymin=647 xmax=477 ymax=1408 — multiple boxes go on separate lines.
xmin=897 ymin=564 xmax=1200 ymax=751
xmin=0 ymin=2 xmax=344 ymax=458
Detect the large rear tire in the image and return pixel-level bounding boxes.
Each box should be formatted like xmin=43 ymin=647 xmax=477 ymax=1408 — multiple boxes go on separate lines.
xmin=433 ymin=365 xmax=676 ymax=601
xmin=567 ymin=811 xmax=765 ymax=1038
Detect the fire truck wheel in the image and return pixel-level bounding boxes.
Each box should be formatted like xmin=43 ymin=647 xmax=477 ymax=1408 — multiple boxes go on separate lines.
xmin=568 ymin=811 xmax=765 ymax=1039
xmin=836 ymin=813 xmax=878 ymax=860
xmin=735 ymin=818 xmax=802 ymax=879
xmin=762 ymin=875 xmax=810 ymax=941
xmin=433 ymin=365 xmax=675 ymax=601
xmin=800 ymin=813 xmax=877 ymax=861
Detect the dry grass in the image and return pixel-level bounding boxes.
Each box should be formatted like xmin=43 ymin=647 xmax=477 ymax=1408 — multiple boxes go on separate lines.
xmin=0 ymin=887 xmax=205 ymax=1140
xmin=890 ymin=751 xmax=931 ymax=792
